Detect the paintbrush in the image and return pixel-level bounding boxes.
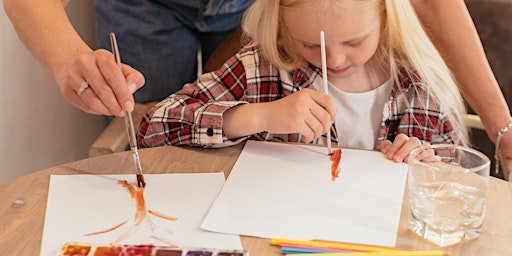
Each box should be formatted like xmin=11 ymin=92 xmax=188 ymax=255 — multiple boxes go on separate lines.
xmin=110 ymin=32 xmax=146 ymax=188
xmin=320 ymin=31 xmax=332 ymax=155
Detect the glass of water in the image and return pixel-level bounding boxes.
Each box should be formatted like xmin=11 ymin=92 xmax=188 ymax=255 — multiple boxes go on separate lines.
xmin=407 ymin=144 xmax=490 ymax=247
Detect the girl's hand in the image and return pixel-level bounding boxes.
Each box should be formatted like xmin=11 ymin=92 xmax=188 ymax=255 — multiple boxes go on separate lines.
xmin=264 ymin=88 xmax=337 ymax=143
xmin=380 ymin=133 xmax=424 ymax=163
xmin=56 ymin=49 xmax=145 ymax=116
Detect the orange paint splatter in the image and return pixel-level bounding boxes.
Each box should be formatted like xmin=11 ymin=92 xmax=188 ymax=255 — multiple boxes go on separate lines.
xmin=330 ymin=149 xmax=342 ymax=181
xmin=118 ymin=180 xmax=148 ymax=225
xmin=84 ymin=220 xmax=128 ymax=236
xmin=85 ymin=180 xmax=178 ymax=246
xmin=148 ymin=210 xmax=178 ymax=221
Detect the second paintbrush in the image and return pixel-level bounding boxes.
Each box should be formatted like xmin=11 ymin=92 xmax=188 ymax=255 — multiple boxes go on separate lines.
xmin=110 ymin=32 xmax=146 ymax=188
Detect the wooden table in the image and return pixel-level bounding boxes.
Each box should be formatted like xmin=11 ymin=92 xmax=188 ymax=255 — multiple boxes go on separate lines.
xmin=1 ymin=142 xmax=512 ymax=256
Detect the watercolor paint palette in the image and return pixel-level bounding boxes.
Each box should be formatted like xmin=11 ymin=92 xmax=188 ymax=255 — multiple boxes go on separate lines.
xmin=60 ymin=243 xmax=248 ymax=256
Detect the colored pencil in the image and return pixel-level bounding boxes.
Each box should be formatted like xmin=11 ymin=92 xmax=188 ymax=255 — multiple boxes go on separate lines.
xmin=285 ymin=251 xmax=447 ymax=256
xmin=271 ymin=238 xmax=409 ymax=253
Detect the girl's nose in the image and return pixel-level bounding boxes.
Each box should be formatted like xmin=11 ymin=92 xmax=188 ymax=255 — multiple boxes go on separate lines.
xmin=326 ymin=47 xmax=346 ymax=70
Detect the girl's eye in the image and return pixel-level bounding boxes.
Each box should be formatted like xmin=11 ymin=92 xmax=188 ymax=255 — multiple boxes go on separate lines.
xmin=348 ymin=41 xmax=362 ymax=47
xmin=303 ymin=44 xmax=319 ymax=49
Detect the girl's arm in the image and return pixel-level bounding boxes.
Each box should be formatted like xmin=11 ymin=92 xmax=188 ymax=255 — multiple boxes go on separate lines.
xmin=3 ymin=0 xmax=144 ymax=116
xmin=410 ymin=0 xmax=512 ymax=157
xmin=138 ymin=55 xmax=251 ymax=148
xmin=223 ymin=89 xmax=336 ymax=144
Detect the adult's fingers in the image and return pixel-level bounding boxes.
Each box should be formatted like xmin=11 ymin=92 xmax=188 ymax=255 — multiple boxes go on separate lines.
xmin=58 ymin=49 xmax=125 ymax=116
xmin=59 ymin=70 xmax=110 ymax=115
xmin=121 ymin=64 xmax=145 ymax=93
xmin=86 ymin=49 xmax=128 ymax=115
xmin=68 ymin=83 xmax=111 ymax=115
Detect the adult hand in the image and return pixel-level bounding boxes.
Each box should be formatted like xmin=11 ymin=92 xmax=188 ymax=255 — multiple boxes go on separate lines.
xmin=264 ymin=88 xmax=337 ymax=143
xmin=55 ymin=49 xmax=145 ymax=116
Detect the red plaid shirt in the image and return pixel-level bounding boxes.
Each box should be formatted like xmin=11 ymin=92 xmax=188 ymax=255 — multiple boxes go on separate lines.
xmin=138 ymin=45 xmax=456 ymax=149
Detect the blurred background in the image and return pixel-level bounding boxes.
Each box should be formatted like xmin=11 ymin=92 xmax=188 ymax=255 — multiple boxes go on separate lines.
xmin=0 ymin=0 xmax=510 ymax=184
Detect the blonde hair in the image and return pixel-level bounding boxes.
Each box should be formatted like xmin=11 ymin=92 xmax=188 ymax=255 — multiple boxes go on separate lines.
xmin=242 ymin=0 xmax=469 ymax=146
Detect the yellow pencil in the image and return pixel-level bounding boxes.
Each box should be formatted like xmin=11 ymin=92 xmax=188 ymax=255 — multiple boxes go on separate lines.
xmin=271 ymin=238 xmax=409 ymax=253
xmin=286 ymin=251 xmax=447 ymax=256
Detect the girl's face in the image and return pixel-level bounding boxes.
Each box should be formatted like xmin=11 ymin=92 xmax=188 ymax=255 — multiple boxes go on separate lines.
xmin=282 ymin=3 xmax=383 ymax=90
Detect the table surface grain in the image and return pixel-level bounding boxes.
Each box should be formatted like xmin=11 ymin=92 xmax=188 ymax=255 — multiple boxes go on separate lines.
xmin=1 ymin=142 xmax=511 ymax=256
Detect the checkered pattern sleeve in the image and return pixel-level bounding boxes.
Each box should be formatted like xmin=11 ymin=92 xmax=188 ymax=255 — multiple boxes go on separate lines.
xmin=137 ymin=45 xmax=302 ymax=148
xmin=138 ymin=49 xmax=253 ymax=148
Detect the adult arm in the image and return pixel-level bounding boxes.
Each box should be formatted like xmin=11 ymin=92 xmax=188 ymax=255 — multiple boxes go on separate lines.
xmin=410 ymin=0 xmax=512 ymax=158
xmin=3 ymin=0 xmax=144 ymax=116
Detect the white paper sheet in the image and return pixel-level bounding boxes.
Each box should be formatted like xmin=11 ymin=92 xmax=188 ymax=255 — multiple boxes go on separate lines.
xmin=201 ymin=141 xmax=408 ymax=246
xmin=41 ymin=173 xmax=242 ymax=256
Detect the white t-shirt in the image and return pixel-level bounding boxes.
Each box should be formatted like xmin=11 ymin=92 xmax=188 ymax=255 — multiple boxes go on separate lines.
xmin=329 ymin=79 xmax=392 ymax=150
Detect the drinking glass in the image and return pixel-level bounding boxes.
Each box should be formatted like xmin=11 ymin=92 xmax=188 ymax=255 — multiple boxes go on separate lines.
xmin=407 ymin=144 xmax=490 ymax=247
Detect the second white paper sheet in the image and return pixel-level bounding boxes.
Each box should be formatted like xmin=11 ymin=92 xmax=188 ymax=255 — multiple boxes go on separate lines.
xmin=41 ymin=173 xmax=242 ymax=256
xmin=201 ymin=141 xmax=408 ymax=246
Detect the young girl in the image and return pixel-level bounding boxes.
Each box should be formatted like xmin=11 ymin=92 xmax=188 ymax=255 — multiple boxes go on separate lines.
xmin=138 ymin=0 xmax=469 ymax=163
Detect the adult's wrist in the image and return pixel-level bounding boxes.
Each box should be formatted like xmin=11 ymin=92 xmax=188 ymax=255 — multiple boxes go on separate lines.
xmin=494 ymin=119 xmax=512 ymax=174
